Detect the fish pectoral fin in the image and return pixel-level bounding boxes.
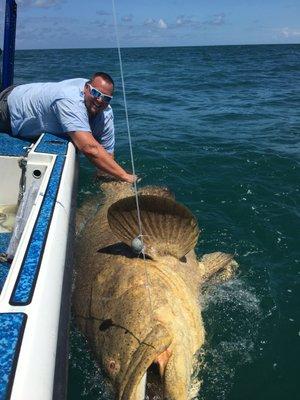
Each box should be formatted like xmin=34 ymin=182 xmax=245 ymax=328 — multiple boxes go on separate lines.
xmin=200 ymin=251 xmax=238 ymax=283
xmin=107 ymin=194 xmax=199 ymax=260
xmin=75 ymin=195 xmax=101 ymax=236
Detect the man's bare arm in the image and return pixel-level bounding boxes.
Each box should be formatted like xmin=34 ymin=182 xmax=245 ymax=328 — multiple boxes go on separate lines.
xmin=96 ymin=152 xmax=114 ymax=178
xmin=69 ymin=131 xmax=135 ymax=183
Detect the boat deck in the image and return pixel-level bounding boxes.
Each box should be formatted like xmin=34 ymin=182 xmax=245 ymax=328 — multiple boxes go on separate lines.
xmin=0 ymin=134 xmax=32 ymax=295
xmin=0 ymin=133 xmax=69 ymax=293
xmin=0 ymin=132 xmax=77 ymax=400
xmin=0 ymin=134 xmax=31 ymax=157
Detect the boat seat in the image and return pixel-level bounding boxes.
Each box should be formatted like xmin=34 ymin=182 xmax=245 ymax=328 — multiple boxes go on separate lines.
xmin=0 ymin=133 xmax=31 ymax=156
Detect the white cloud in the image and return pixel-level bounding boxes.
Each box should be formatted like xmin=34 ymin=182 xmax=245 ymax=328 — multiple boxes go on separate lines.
xmin=172 ymin=15 xmax=203 ymax=30
xmin=122 ymin=14 xmax=133 ymax=23
xmin=158 ymin=18 xmax=167 ymax=29
xmin=96 ymin=10 xmax=110 ymax=16
xmin=203 ymin=13 xmax=226 ymax=26
xmin=279 ymin=27 xmax=300 ymax=38
xmin=144 ymin=18 xmax=167 ymax=29
xmin=212 ymin=13 xmax=225 ymax=25
xmin=176 ymin=15 xmax=194 ymax=27
xmin=144 ymin=18 xmax=155 ymax=26
xmin=16 ymin=0 xmax=62 ymax=8
xmin=173 ymin=13 xmax=226 ymax=29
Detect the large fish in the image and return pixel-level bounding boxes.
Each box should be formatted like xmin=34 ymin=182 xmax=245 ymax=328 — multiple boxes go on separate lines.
xmin=73 ymin=181 xmax=237 ymax=400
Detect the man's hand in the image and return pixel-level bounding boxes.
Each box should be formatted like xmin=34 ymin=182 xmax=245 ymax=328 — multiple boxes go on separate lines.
xmin=96 ymin=169 xmax=138 ymax=184
xmin=122 ymin=173 xmax=138 ymax=184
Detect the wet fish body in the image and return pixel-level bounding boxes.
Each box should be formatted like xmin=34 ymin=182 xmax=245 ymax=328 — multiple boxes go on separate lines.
xmin=73 ymin=182 xmax=237 ymax=399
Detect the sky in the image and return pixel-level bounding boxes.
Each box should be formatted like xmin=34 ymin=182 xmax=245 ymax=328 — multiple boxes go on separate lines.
xmin=0 ymin=0 xmax=299 ymax=49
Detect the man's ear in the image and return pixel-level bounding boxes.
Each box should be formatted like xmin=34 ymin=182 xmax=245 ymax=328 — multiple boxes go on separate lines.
xmin=83 ymin=82 xmax=91 ymax=96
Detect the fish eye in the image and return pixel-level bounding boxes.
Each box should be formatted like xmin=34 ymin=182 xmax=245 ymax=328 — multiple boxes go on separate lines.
xmin=104 ymin=357 xmax=120 ymax=375
xmin=109 ymin=360 xmax=116 ymax=370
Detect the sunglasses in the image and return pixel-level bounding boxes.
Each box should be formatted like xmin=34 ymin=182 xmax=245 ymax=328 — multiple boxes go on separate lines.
xmin=87 ymin=83 xmax=113 ymax=104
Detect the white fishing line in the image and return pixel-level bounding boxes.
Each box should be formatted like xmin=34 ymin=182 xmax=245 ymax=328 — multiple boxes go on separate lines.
xmin=111 ymin=0 xmax=154 ymax=318
xmin=111 ymin=0 xmax=143 ymax=239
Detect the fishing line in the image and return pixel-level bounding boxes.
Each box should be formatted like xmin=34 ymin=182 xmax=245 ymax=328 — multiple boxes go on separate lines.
xmin=111 ymin=0 xmax=155 ymax=319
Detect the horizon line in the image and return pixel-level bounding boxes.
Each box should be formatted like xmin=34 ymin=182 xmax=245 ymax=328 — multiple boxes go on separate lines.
xmin=14 ymin=42 xmax=300 ymax=51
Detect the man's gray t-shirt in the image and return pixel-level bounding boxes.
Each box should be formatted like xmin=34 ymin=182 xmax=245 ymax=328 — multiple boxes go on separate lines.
xmin=7 ymin=78 xmax=115 ymax=153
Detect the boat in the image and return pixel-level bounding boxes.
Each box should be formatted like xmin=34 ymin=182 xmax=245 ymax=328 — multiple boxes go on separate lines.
xmin=0 ymin=1 xmax=78 ymax=399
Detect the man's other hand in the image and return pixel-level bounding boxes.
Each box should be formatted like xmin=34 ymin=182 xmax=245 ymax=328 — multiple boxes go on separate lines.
xmin=122 ymin=173 xmax=138 ymax=184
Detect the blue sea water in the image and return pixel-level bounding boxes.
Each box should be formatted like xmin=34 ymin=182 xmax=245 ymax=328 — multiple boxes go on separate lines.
xmin=13 ymin=44 xmax=300 ymax=399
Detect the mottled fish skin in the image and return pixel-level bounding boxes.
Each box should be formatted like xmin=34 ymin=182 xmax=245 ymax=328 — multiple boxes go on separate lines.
xmin=73 ymin=182 xmax=238 ymax=400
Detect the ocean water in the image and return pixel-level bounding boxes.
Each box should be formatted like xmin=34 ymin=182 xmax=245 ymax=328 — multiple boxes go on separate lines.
xmin=13 ymin=44 xmax=300 ymax=399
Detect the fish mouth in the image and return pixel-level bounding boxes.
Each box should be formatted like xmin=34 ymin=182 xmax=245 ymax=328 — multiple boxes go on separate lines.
xmin=118 ymin=324 xmax=172 ymax=400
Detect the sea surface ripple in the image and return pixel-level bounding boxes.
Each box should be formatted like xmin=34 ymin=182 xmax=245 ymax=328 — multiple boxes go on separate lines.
xmin=14 ymin=44 xmax=300 ymax=400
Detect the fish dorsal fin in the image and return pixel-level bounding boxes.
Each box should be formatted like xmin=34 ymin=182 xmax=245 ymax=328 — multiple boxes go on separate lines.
xmin=107 ymin=195 xmax=199 ymax=260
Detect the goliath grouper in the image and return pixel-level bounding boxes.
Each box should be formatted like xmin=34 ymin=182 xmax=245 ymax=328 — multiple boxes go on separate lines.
xmin=73 ymin=181 xmax=238 ymax=400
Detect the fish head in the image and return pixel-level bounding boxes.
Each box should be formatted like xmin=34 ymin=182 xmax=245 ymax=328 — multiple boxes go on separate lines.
xmin=97 ymin=316 xmax=198 ymax=400
xmin=97 ymin=320 xmax=173 ymax=400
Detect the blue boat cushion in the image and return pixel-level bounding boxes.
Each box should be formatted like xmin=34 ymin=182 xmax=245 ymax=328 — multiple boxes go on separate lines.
xmin=34 ymin=133 xmax=70 ymax=155
xmin=0 ymin=133 xmax=31 ymax=157
xmin=0 ymin=313 xmax=27 ymax=400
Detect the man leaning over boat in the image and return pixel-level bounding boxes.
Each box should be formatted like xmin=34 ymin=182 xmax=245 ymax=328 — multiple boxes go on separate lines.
xmin=0 ymin=72 xmax=136 ymax=183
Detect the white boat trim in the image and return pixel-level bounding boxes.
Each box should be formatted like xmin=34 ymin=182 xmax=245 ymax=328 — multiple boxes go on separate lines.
xmin=0 ymin=133 xmax=78 ymax=400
